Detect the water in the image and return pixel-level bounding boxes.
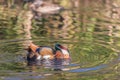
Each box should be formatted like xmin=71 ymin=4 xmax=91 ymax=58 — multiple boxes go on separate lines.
xmin=1 ymin=1 xmax=120 ymax=80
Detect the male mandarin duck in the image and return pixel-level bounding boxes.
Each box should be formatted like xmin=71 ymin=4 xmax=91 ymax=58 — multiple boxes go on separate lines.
xmin=28 ymin=43 xmax=70 ymax=59
xmin=26 ymin=43 xmax=70 ymax=66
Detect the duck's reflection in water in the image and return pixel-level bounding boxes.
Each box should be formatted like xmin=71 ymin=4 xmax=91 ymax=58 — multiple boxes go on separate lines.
xmin=53 ymin=59 xmax=64 ymax=71
xmin=27 ymin=58 xmax=70 ymax=71
xmin=38 ymin=58 xmax=70 ymax=71
xmin=41 ymin=59 xmax=54 ymax=68
xmin=53 ymin=58 xmax=70 ymax=71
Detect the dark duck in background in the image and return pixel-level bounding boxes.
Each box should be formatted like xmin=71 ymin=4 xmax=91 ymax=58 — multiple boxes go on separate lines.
xmin=28 ymin=0 xmax=64 ymax=18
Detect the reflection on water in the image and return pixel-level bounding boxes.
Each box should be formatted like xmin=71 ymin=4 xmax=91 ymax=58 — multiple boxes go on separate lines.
xmin=1 ymin=0 xmax=120 ymax=80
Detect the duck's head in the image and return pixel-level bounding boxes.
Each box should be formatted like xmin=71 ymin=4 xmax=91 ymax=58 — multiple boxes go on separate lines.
xmin=55 ymin=43 xmax=70 ymax=59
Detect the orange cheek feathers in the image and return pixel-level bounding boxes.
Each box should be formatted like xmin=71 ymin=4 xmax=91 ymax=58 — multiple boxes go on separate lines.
xmin=55 ymin=51 xmax=70 ymax=59
xmin=55 ymin=51 xmax=64 ymax=59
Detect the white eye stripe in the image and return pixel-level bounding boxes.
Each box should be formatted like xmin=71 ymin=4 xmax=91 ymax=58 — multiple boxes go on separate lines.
xmin=61 ymin=49 xmax=69 ymax=54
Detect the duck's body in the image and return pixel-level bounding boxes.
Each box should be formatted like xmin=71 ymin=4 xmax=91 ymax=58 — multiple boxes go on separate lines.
xmin=26 ymin=43 xmax=70 ymax=66
xmin=29 ymin=43 xmax=55 ymax=60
